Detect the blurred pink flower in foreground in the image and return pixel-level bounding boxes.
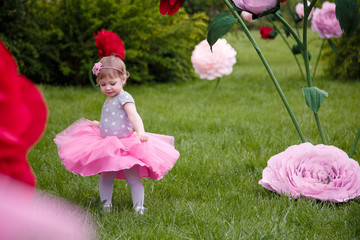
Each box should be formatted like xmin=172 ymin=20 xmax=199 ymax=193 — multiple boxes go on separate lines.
xmin=0 ymin=174 xmax=96 ymax=240
xmin=259 ymin=143 xmax=360 ymax=202
xmin=311 ymin=1 xmax=343 ymax=39
xmin=191 ymin=39 xmax=237 ymax=80
xmin=233 ymin=0 xmax=278 ymax=15
xmin=241 ymin=11 xmax=256 ymax=22
xmin=295 ymin=1 xmax=313 ymax=19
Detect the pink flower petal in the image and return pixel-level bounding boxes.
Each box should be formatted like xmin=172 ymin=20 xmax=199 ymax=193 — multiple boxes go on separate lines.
xmin=259 ymin=142 xmax=360 ymax=202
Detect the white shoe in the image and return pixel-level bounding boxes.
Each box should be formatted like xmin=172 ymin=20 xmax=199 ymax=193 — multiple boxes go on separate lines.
xmin=134 ymin=206 xmax=146 ymax=215
xmin=102 ymin=203 xmax=112 ymax=213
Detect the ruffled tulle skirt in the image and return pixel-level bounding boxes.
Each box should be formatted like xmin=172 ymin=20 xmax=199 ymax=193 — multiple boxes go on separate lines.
xmin=54 ymin=118 xmax=180 ymax=180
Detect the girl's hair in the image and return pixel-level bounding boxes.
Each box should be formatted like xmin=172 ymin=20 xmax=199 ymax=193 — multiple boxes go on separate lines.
xmin=96 ymin=55 xmax=130 ymax=85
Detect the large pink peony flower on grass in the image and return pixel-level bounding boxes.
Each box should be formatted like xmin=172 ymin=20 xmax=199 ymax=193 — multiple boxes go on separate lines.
xmin=191 ymin=39 xmax=237 ymax=80
xmin=259 ymin=143 xmax=360 ymax=202
xmin=311 ymin=2 xmax=343 ymax=39
xmin=233 ymin=0 xmax=278 ymax=15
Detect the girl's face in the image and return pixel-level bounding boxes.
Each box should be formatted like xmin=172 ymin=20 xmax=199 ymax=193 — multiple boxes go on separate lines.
xmin=98 ymin=76 xmax=125 ymax=98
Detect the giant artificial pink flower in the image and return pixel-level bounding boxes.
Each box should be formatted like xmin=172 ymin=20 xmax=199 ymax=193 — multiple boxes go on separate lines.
xmin=94 ymin=29 xmax=125 ymax=59
xmin=159 ymin=0 xmax=184 ymax=15
xmin=233 ymin=0 xmax=278 ymax=15
xmin=0 ymin=174 xmax=96 ymax=239
xmin=259 ymin=142 xmax=360 ymax=202
xmin=295 ymin=1 xmax=314 ymax=19
xmin=191 ymin=39 xmax=237 ymax=80
xmin=311 ymin=2 xmax=343 ymax=39
xmin=241 ymin=11 xmax=256 ymax=22
xmin=0 ymin=40 xmax=48 ymax=187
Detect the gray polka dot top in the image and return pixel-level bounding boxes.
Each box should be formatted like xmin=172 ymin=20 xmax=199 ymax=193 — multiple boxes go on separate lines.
xmin=99 ymin=91 xmax=134 ymax=138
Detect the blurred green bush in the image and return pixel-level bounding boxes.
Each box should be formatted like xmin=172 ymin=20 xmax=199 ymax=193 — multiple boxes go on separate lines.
xmin=323 ymin=26 xmax=359 ymax=81
xmin=0 ymin=0 xmax=208 ymax=85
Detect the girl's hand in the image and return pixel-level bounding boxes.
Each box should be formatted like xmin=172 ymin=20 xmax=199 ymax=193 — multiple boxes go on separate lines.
xmin=137 ymin=132 xmax=148 ymax=142
xmin=89 ymin=120 xmax=100 ymax=127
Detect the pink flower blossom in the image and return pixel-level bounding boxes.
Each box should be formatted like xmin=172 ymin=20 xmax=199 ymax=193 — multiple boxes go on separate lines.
xmin=311 ymin=2 xmax=343 ymax=39
xmin=0 ymin=174 xmax=96 ymax=239
xmin=233 ymin=0 xmax=278 ymax=15
xmin=191 ymin=39 xmax=237 ymax=80
xmin=241 ymin=11 xmax=255 ymax=22
xmin=295 ymin=1 xmax=314 ymax=19
xmin=0 ymin=40 xmax=47 ymax=187
xmin=259 ymin=142 xmax=360 ymax=202
xmin=94 ymin=29 xmax=125 ymax=59
xmin=159 ymin=0 xmax=184 ymax=15
xmin=92 ymin=62 xmax=102 ymax=75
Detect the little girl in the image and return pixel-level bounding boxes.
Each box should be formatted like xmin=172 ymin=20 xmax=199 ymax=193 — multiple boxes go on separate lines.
xmin=54 ymin=55 xmax=180 ymax=214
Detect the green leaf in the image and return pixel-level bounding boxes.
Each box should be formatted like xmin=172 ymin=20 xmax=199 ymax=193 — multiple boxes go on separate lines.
xmin=302 ymin=87 xmax=329 ymax=113
xmin=335 ymin=0 xmax=360 ymax=35
xmin=207 ymin=13 xmax=236 ymax=51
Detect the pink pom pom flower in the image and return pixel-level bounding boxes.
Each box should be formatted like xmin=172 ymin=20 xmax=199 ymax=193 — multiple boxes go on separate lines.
xmin=311 ymin=2 xmax=343 ymax=39
xmin=259 ymin=142 xmax=360 ymax=202
xmin=191 ymin=39 xmax=237 ymax=80
xmin=94 ymin=29 xmax=125 ymax=59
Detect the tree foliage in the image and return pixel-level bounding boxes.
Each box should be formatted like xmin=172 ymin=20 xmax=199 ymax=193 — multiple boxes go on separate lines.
xmin=0 ymin=0 xmax=208 ymax=85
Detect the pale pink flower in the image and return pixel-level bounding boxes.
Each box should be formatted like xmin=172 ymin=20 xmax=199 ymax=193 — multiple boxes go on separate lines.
xmin=0 ymin=174 xmax=96 ymax=239
xmin=259 ymin=142 xmax=360 ymax=202
xmin=311 ymin=2 xmax=343 ymax=39
xmin=241 ymin=11 xmax=256 ymax=22
xmin=191 ymin=39 xmax=237 ymax=80
xmin=233 ymin=0 xmax=278 ymax=15
xmin=295 ymin=1 xmax=313 ymax=19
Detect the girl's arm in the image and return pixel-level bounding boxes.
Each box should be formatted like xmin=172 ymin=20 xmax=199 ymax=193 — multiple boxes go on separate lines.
xmin=123 ymin=102 xmax=148 ymax=142
xmin=89 ymin=120 xmax=100 ymax=127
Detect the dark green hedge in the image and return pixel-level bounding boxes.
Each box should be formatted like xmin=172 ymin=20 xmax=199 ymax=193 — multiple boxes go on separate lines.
xmin=323 ymin=25 xmax=360 ymax=81
xmin=0 ymin=0 xmax=208 ymax=85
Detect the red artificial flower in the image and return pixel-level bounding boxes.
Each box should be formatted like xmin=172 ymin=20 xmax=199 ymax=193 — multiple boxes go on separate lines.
xmin=94 ymin=29 xmax=125 ymax=59
xmin=259 ymin=26 xmax=276 ymax=39
xmin=0 ymin=40 xmax=48 ymax=187
xmin=159 ymin=0 xmax=184 ymax=15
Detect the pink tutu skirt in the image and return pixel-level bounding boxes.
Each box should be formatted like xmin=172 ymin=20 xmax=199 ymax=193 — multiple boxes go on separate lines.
xmin=54 ymin=118 xmax=180 ymax=180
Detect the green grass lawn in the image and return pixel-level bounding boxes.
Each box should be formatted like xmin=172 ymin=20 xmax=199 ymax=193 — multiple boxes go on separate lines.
xmin=29 ymin=31 xmax=360 ymax=239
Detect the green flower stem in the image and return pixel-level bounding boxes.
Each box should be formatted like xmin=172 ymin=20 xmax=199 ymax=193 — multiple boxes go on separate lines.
xmin=274 ymin=25 xmax=306 ymax=82
xmin=203 ymin=78 xmax=221 ymax=102
xmin=274 ymin=13 xmax=303 ymax=50
xmin=303 ymin=0 xmax=327 ymax=144
xmin=349 ymin=128 xmax=360 ymax=158
xmin=223 ymin=0 xmax=306 ymax=143
xmin=302 ymin=0 xmax=312 ymax=87
xmin=314 ymin=112 xmax=327 ymax=144
xmin=312 ymin=38 xmax=325 ymax=82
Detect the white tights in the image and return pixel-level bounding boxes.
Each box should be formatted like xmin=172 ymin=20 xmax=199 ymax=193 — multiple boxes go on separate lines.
xmin=99 ymin=166 xmax=144 ymax=208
